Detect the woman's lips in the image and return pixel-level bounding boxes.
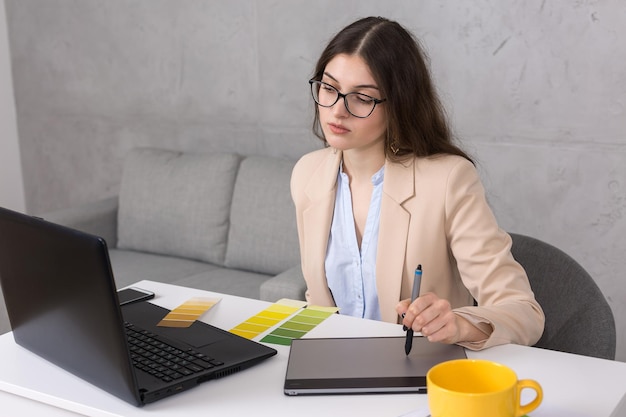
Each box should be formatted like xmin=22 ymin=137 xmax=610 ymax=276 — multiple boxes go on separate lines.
xmin=328 ymin=123 xmax=350 ymax=134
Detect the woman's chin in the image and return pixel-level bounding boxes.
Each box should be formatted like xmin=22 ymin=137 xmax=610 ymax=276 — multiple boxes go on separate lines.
xmin=324 ymin=136 xmax=351 ymax=151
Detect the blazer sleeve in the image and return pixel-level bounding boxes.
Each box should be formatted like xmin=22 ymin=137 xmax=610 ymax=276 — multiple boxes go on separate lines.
xmin=443 ymin=159 xmax=545 ymax=350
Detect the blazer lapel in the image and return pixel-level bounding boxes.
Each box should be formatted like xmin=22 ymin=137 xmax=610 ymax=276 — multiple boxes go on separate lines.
xmin=302 ymin=149 xmax=342 ymax=305
xmin=376 ymin=158 xmax=415 ymax=322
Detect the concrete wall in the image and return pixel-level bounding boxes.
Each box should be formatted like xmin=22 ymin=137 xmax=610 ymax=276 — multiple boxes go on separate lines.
xmin=4 ymin=1 xmax=625 ymax=361
xmin=0 ymin=0 xmax=24 ymax=212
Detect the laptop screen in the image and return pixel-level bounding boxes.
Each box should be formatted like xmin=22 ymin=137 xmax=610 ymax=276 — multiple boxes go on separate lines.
xmin=0 ymin=207 xmax=143 ymax=404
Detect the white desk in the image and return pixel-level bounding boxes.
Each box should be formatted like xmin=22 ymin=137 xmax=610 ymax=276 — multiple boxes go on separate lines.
xmin=1 ymin=280 xmax=625 ymax=417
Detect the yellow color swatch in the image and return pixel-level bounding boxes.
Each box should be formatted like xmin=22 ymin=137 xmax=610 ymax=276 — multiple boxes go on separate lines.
xmin=230 ymin=299 xmax=306 ymax=339
xmin=158 ymin=297 xmax=221 ymax=328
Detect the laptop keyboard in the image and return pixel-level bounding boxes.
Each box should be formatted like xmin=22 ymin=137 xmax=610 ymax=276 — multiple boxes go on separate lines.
xmin=125 ymin=322 xmax=224 ymax=383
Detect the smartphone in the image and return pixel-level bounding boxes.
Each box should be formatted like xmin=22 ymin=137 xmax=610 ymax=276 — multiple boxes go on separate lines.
xmin=117 ymin=287 xmax=155 ymax=306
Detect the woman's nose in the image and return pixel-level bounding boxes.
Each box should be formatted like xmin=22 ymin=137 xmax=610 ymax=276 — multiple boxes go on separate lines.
xmin=331 ymin=96 xmax=350 ymax=118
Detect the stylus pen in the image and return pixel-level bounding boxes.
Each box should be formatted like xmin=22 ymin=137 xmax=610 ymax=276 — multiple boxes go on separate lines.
xmin=405 ymin=265 xmax=422 ymax=355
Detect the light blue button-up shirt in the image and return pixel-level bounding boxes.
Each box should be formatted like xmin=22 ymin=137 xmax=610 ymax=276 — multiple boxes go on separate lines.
xmin=325 ymin=163 xmax=384 ymax=320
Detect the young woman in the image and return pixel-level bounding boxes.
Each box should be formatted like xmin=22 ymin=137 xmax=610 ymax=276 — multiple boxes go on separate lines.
xmin=290 ymin=17 xmax=544 ymax=350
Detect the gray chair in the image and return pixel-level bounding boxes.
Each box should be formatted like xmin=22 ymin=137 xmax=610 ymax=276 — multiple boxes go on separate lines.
xmin=509 ymin=233 xmax=616 ymax=360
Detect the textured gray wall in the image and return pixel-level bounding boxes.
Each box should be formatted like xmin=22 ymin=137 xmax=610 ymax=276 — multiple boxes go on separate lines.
xmin=0 ymin=0 xmax=24 ymax=211
xmin=5 ymin=0 xmax=626 ymax=361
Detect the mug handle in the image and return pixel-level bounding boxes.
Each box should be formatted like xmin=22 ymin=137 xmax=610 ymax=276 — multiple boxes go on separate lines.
xmin=516 ymin=379 xmax=543 ymax=417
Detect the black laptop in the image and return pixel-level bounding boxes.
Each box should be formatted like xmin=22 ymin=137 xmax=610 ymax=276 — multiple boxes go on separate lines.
xmin=0 ymin=206 xmax=276 ymax=406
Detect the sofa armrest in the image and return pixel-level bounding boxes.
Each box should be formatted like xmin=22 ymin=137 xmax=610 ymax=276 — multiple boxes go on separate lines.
xmin=39 ymin=196 xmax=119 ymax=247
xmin=260 ymin=265 xmax=307 ymax=302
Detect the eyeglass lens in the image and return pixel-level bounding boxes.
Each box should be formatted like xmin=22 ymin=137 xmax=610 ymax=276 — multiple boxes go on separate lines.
xmin=310 ymin=81 xmax=379 ymax=118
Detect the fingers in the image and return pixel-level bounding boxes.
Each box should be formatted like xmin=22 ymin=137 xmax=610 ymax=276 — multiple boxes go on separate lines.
xmin=395 ymin=298 xmax=411 ymax=315
xmin=397 ymin=293 xmax=459 ymax=344
xmin=421 ymin=309 xmax=459 ymax=344
xmin=397 ymin=292 xmax=436 ymax=331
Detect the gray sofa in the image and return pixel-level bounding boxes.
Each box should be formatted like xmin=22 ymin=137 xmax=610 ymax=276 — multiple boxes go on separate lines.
xmin=0 ymin=148 xmax=308 ymax=335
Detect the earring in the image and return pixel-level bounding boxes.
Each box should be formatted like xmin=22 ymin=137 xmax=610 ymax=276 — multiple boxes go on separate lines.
xmin=387 ymin=130 xmax=399 ymax=155
xmin=390 ymin=140 xmax=399 ymax=155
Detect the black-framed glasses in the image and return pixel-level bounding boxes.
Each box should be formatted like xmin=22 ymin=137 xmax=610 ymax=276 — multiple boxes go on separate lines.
xmin=309 ymin=79 xmax=386 ymax=118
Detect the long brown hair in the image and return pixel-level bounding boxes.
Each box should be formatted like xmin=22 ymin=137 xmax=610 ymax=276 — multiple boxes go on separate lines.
xmin=311 ymin=17 xmax=473 ymax=163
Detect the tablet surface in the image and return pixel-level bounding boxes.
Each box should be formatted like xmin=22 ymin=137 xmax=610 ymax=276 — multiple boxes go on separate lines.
xmin=284 ymin=336 xmax=466 ymax=395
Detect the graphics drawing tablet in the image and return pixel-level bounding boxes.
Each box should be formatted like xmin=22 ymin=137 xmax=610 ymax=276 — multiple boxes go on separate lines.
xmin=284 ymin=336 xmax=466 ymax=395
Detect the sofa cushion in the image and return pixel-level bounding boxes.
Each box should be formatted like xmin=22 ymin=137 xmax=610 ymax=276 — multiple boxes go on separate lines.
xmin=173 ymin=268 xmax=271 ymax=300
xmin=224 ymin=155 xmax=300 ymax=275
xmin=117 ymin=148 xmax=240 ymax=264
xmin=260 ymin=265 xmax=307 ymax=302
xmin=108 ymin=249 xmax=217 ymax=289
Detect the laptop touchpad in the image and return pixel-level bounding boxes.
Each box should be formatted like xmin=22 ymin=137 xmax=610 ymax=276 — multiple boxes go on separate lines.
xmin=155 ymin=321 xmax=229 ymax=348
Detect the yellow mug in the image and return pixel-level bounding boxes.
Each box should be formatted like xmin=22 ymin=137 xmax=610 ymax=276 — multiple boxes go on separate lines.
xmin=427 ymin=359 xmax=543 ymax=417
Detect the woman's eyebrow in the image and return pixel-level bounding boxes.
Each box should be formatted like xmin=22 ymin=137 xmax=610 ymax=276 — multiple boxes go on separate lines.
xmin=323 ymin=71 xmax=380 ymax=90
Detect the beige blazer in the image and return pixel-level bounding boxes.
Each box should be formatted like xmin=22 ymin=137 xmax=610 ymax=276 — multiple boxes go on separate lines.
xmin=290 ymin=148 xmax=544 ymax=350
